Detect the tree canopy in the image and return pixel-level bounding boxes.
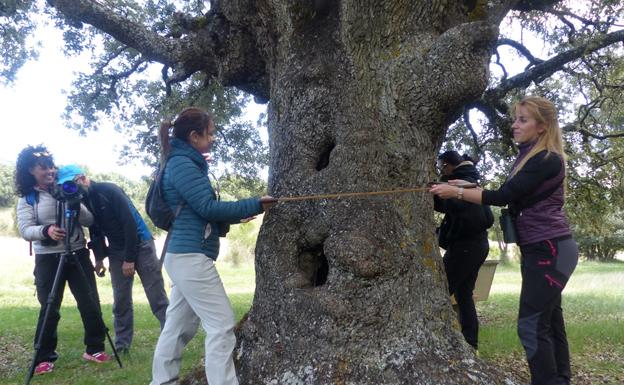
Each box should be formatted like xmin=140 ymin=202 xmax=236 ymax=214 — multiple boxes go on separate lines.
xmin=3 ymin=1 xmax=624 ymax=383
xmin=2 ymin=1 xmax=622 ymax=170
xmin=0 ymin=3 xmax=622 ymax=245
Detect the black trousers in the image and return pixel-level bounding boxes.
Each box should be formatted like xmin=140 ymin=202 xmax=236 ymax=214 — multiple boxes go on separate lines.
xmin=33 ymin=248 xmax=107 ymax=364
xmin=518 ymin=236 xmax=578 ymax=385
xmin=443 ymin=236 xmax=489 ymax=349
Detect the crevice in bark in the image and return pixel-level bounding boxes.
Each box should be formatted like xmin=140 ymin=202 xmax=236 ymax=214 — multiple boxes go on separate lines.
xmin=298 ymin=244 xmax=329 ymax=287
xmin=315 ymin=140 xmax=335 ymax=171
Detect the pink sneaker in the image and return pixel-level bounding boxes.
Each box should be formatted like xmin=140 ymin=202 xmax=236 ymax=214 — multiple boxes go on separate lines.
xmin=82 ymin=351 xmax=111 ymax=363
xmin=34 ymin=361 xmax=54 ymax=375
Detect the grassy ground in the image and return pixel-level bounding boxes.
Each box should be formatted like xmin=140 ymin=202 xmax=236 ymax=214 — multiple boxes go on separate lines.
xmin=1 ymin=236 xmax=622 ymax=384
xmin=477 ymin=260 xmax=624 ymax=384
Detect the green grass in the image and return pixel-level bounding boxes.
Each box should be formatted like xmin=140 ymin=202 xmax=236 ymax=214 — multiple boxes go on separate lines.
xmin=1 ymin=241 xmax=622 ymax=385
xmin=477 ymin=260 xmax=624 ymax=383
xmin=0 ymin=243 xmax=255 ymax=385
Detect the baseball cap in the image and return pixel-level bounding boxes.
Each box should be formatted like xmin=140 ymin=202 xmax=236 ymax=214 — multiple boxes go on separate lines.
xmin=57 ymin=164 xmax=85 ymax=184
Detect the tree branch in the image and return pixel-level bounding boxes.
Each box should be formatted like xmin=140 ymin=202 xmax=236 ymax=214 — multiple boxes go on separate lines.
xmin=512 ymin=0 xmax=563 ymax=12
xmin=493 ymin=50 xmax=509 ymax=79
xmin=463 ymin=108 xmax=483 ymax=156
xmin=48 ymin=0 xmax=269 ymax=100
xmin=486 ymin=28 xmax=624 ymax=101
xmin=562 ymin=124 xmax=624 ymax=140
xmin=497 ymin=37 xmax=544 ymax=67
xmin=50 ymin=0 xmax=189 ymax=67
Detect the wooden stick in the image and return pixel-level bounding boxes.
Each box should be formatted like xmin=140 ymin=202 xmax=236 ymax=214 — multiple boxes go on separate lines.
xmin=277 ymin=181 xmax=476 ymax=202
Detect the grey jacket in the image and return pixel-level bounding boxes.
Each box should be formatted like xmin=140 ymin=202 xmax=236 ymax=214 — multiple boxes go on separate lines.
xmin=16 ymin=187 xmax=94 ymax=255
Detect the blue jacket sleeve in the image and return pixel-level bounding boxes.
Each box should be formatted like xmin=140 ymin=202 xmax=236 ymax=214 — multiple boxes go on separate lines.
xmin=168 ymin=157 xmax=263 ymax=221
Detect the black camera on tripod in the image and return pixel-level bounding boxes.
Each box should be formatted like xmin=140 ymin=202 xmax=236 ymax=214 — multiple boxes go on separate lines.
xmin=40 ymin=181 xmax=85 ymax=247
xmin=51 ymin=180 xmax=84 ymax=206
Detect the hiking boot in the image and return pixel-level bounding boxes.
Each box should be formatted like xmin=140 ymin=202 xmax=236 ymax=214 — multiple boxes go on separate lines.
xmin=82 ymin=351 xmax=111 ymax=363
xmin=34 ymin=361 xmax=54 ymax=375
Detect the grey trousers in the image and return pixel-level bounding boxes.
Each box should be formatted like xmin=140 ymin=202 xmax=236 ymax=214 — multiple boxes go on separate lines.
xmin=108 ymin=239 xmax=168 ymax=349
xmin=151 ymin=252 xmax=238 ymax=385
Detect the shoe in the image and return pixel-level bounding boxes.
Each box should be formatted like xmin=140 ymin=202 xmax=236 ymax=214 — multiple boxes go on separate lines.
xmin=34 ymin=361 xmax=54 ymax=375
xmin=82 ymin=351 xmax=111 ymax=363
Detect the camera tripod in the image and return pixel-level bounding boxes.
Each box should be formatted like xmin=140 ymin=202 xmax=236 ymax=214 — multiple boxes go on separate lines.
xmin=25 ymin=200 xmax=122 ymax=385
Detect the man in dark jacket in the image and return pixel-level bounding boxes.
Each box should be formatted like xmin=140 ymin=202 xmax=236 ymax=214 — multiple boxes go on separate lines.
xmin=433 ymin=151 xmax=493 ymax=351
xmin=57 ymin=165 xmax=168 ymax=353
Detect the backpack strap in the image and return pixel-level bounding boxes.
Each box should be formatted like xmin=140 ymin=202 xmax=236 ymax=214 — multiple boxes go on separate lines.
xmin=156 ymin=159 xmax=185 ymax=265
xmin=159 ymin=204 xmax=184 ymax=265
xmin=26 ymin=190 xmax=39 ymax=206
xmin=25 ymin=191 xmax=39 ymax=256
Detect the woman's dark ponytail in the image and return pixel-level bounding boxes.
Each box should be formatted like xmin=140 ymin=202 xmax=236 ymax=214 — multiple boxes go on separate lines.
xmin=159 ymin=107 xmax=213 ymax=164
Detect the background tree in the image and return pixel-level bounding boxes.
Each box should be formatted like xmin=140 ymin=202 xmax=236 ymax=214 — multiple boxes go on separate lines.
xmin=2 ymin=0 xmax=624 ymax=384
xmin=442 ymin=0 xmax=624 ymax=263
xmin=0 ymin=164 xmax=16 ymax=207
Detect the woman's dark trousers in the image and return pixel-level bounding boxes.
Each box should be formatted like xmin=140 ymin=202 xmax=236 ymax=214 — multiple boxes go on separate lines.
xmin=518 ymin=236 xmax=578 ymax=385
xmin=443 ymin=236 xmax=489 ymax=350
xmin=33 ymin=248 xmax=107 ymax=364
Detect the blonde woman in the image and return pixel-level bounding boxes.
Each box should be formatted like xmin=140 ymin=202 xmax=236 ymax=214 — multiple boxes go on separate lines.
xmin=430 ymin=96 xmax=578 ymax=385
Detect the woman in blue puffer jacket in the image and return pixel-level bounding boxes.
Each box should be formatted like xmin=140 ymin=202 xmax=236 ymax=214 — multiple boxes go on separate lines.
xmin=150 ymin=107 xmax=276 ymax=385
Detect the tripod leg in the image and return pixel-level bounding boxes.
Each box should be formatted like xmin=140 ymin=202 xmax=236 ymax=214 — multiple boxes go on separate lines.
xmin=25 ymin=255 xmax=67 ymax=385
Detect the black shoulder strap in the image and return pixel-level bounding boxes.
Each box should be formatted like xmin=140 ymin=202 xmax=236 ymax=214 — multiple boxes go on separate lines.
xmin=157 ymin=158 xmax=185 ymax=265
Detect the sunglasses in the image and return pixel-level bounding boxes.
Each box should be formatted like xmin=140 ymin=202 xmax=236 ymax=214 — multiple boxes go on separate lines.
xmin=33 ymin=151 xmax=51 ymax=158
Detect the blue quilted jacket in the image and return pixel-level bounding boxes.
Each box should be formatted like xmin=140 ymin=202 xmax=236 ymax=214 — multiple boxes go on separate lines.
xmin=162 ymin=138 xmax=263 ymax=259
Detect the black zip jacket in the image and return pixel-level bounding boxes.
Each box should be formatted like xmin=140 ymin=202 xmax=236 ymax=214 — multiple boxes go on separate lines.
xmin=86 ymin=181 xmax=152 ymax=263
xmin=434 ymin=162 xmax=494 ymax=249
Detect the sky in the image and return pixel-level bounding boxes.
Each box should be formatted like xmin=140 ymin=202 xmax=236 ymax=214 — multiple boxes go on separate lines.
xmin=0 ymin=24 xmax=266 ymax=181
xmin=0 ymin=26 xmax=140 ymax=179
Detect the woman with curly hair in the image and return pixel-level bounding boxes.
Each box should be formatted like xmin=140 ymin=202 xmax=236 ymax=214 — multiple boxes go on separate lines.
xmin=15 ymin=145 xmax=110 ymax=376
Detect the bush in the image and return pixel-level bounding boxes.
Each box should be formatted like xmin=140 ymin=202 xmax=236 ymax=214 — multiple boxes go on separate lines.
xmin=221 ymin=215 xmax=263 ymax=267
xmin=576 ymin=233 xmax=624 ymax=261
xmin=0 ymin=207 xmax=18 ymax=237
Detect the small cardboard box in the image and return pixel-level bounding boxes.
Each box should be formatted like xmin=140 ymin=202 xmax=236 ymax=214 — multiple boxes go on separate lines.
xmin=450 ymin=259 xmax=499 ymax=304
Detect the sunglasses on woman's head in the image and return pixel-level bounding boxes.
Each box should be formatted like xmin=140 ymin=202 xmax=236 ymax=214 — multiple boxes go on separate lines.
xmin=33 ymin=151 xmax=50 ymax=158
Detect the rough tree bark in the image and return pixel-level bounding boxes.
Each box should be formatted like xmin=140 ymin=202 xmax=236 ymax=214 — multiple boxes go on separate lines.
xmin=49 ymin=0 xmax=566 ymax=384
xmin=230 ymin=2 xmax=515 ymax=384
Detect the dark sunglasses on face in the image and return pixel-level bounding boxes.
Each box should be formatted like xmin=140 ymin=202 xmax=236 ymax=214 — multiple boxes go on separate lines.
xmin=35 ymin=164 xmax=56 ymax=171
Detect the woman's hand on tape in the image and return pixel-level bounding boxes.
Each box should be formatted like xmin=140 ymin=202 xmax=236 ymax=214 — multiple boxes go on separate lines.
xmin=260 ymin=196 xmax=278 ymax=211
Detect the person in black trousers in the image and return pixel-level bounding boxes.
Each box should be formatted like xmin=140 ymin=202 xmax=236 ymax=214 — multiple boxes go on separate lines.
xmin=431 ymin=96 xmax=578 ymax=385
xmin=15 ymin=146 xmax=111 ymax=376
xmin=434 ymin=151 xmax=493 ymax=351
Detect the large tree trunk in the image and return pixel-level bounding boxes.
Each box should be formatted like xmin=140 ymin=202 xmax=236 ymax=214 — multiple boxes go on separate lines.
xmin=229 ymin=2 xmax=517 ymax=384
